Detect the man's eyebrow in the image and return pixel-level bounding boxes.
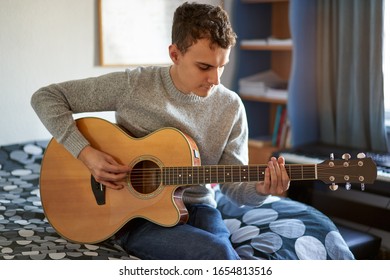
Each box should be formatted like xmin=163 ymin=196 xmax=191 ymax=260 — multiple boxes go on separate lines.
xmin=197 ymin=62 xmax=214 ymax=67
xmin=196 ymin=61 xmax=229 ymax=67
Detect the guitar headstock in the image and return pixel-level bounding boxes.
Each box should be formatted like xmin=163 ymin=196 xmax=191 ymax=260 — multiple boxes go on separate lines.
xmin=317 ymin=153 xmax=377 ymax=191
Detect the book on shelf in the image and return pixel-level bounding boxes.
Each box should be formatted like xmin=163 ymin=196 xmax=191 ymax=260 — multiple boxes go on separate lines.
xmin=271 ymin=105 xmax=291 ymax=149
xmin=272 ymin=105 xmax=284 ymax=146
xmin=239 ymin=70 xmax=288 ymax=100
xmin=267 ymin=37 xmax=292 ymax=46
xmin=279 ymin=118 xmax=291 ymax=149
xmin=241 ymin=37 xmax=292 ymax=47
xmin=266 ymin=82 xmax=288 ymax=100
xmin=240 ymin=39 xmax=267 ymax=46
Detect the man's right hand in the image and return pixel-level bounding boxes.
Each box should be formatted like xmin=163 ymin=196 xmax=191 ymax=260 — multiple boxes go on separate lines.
xmin=78 ymin=145 xmax=131 ymax=190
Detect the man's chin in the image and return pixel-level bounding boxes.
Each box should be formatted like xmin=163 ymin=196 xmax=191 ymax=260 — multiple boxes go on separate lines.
xmin=194 ymin=87 xmax=213 ymax=97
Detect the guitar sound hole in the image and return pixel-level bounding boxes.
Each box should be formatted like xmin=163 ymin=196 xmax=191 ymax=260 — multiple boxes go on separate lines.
xmin=130 ymin=160 xmax=161 ymax=194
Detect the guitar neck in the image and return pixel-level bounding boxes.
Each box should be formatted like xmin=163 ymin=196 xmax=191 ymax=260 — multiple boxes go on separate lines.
xmin=162 ymin=164 xmax=317 ymax=186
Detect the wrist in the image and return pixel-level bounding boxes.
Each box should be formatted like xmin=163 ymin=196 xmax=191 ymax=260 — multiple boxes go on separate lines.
xmin=255 ymin=182 xmax=268 ymax=196
xmin=77 ymin=145 xmax=92 ymax=161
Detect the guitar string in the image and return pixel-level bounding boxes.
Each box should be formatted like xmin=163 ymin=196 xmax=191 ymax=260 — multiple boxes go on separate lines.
xmin=127 ymin=166 xmax=362 ymax=176
xmin=128 ymin=176 xmax=361 ymax=185
xmin=126 ymin=164 xmax=364 ymax=185
xmin=127 ymin=165 xmax=361 ymax=175
xmin=127 ymin=164 xmax=363 ymax=171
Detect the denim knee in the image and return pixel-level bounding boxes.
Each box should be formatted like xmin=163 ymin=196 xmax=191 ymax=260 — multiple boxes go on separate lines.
xmin=204 ymin=236 xmax=240 ymax=260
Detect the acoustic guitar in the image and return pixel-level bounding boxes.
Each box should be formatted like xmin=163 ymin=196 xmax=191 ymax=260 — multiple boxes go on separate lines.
xmin=39 ymin=117 xmax=377 ymax=244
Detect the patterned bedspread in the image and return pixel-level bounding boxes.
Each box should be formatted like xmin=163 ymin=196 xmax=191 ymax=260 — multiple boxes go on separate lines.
xmin=0 ymin=141 xmax=354 ymax=260
xmin=0 ymin=141 xmax=135 ymax=260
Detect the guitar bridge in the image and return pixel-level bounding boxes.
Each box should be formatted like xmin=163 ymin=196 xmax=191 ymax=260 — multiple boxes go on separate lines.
xmin=91 ymin=176 xmax=106 ymax=205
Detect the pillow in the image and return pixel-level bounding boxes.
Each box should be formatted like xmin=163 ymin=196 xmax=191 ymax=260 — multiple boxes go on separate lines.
xmin=215 ymin=190 xmax=354 ymax=260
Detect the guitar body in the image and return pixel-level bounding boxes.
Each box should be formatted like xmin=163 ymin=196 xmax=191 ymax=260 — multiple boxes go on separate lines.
xmin=40 ymin=117 xmax=200 ymax=244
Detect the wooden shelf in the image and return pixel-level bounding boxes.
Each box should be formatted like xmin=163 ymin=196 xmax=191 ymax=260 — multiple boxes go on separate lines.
xmin=241 ymin=44 xmax=292 ymax=51
xmin=240 ymin=94 xmax=287 ymax=105
xmin=242 ymin=0 xmax=289 ymax=3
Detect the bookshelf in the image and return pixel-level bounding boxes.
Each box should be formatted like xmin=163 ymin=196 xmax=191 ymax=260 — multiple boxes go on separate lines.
xmin=233 ymin=0 xmax=292 ymax=164
xmin=241 ymin=44 xmax=292 ymax=51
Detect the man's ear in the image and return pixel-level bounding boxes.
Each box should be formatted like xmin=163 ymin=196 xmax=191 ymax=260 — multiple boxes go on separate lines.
xmin=169 ymin=44 xmax=181 ymax=64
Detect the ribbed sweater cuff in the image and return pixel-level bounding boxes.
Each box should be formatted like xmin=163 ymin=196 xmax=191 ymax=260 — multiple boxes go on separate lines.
xmin=61 ymin=130 xmax=90 ymax=158
xmin=243 ymin=185 xmax=269 ymax=206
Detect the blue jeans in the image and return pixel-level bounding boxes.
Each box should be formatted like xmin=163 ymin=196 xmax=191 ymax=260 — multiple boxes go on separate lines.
xmin=115 ymin=204 xmax=240 ymax=260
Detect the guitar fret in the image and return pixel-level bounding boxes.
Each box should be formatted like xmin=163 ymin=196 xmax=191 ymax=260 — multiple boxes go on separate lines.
xmin=232 ymin=166 xmax=239 ymax=182
xmin=217 ymin=166 xmax=225 ymax=183
xmin=237 ymin=166 xmax=242 ymax=181
xmin=188 ymin=167 xmax=193 ymax=184
xmin=290 ymin=166 xmax=300 ymax=180
xmin=184 ymin=167 xmax=187 ymax=184
xmin=225 ymin=166 xmax=229 ymax=182
xmin=241 ymin=166 xmax=249 ymax=181
xmin=210 ymin=166 xmax=217 ymax=184
xmin=192 ymin=167 xmax=198 ymax=184
xmin=205 ymin=166 xmax=210 ymax=183
xmin=183 ymin=167 xmax=188 ymax=184
xmin=182 ymin=167 xmax=187 ymax=184
xmin=249 ymin=166 xmax=260 ymax=182
xmin=227 ymin=166 xmax=232 ymax=182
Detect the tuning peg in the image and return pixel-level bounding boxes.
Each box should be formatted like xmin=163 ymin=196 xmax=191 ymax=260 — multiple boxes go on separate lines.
xmin=345 ymin=182 xmax=351 ymax=190
xmin=357 ymin=153 xmax=366 ymax=159
xmin=361 ymin=183 xmax=365 ymax=191
xmin=329 ymin=183 xmax=338 ymax=191
xmin=342 ymin=153 xmax=351 ymax=160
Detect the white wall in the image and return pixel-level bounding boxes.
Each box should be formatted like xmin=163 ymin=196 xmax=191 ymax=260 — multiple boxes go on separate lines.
xmin=0 ymin=0 xmax=236 ymax=146
xmin=0 ymin=0 xmax=117 ymax=145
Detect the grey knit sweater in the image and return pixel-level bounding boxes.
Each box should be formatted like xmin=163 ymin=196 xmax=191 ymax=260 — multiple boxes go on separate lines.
xmin=31 ymin=66 xmax=268 ymax=207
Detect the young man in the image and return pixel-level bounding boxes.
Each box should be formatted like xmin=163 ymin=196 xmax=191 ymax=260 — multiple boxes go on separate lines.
xmin=31 ymin=2 xmax=290 ymax=259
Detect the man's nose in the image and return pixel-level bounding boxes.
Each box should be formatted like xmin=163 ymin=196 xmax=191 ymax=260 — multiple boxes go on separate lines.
xmin=208 ymin=68 xmax=221 ymax=85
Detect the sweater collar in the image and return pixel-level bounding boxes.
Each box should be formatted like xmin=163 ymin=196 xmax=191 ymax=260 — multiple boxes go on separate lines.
xmin=161 ymin=66 xmax=215 ymax=103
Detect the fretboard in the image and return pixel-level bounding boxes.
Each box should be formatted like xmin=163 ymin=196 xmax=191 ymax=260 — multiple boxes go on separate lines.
xmin=162 ymin=164 xmax=317 ymax=186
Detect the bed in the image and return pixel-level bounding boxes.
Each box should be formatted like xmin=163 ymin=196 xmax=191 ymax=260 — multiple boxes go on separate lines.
xmin=0 ymin=140 xmax=355 ymax=260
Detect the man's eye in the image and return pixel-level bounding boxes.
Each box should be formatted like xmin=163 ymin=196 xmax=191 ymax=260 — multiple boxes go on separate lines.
xmin=199 ymin=65 xmax=210 ymax=71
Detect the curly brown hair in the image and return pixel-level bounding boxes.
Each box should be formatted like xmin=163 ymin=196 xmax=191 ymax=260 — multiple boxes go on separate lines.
xmin=172 ymin=2 xmax=237 ymax=53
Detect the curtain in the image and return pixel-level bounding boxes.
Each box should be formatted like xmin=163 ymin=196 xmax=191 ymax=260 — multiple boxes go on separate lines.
xmin=289 ymin=0 xmax=319 ymax=147
xmin=316 ymin=0 xmax=388 ymax=152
